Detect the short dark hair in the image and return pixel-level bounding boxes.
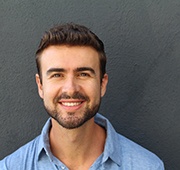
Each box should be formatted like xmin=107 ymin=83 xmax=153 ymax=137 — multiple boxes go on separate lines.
xmin=36 ymin=23 xmax=106 ymax=80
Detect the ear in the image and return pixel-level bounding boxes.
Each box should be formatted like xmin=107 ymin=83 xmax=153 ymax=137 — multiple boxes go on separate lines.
xmin=101 ymin=73 xmax=108 ymax=97
xmin=35 ymin=74 xmax=44 ymax=99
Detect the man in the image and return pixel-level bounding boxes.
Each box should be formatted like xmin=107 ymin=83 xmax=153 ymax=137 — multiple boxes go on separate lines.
xmin=0 ymin=23 xmax=164 ymax=170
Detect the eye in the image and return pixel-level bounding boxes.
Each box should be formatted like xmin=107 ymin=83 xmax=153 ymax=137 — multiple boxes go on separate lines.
xmin=79 ymin=72 xmax=90 ymax=77
xmin=51 ymin=73 xmax=64 ymax=78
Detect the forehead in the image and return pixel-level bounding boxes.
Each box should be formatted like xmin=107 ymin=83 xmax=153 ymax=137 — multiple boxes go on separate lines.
xmin=39 ymin=45 xmax=100 ymax=71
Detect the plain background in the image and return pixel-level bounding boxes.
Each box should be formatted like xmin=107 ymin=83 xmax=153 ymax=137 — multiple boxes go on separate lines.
xmin=0 ymin=0 xmax=180 ymax=169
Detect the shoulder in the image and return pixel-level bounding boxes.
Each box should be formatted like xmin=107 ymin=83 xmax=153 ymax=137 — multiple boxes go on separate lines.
xmin=117 ymin=134 xmax=164 ymax=169
xmin=0 ymin=136 xmax=40 ymax=170
xmin=95 ymin=113 xmax=164 ymax=169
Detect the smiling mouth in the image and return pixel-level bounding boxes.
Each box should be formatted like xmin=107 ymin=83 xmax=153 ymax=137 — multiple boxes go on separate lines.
xmin=61 ymin=102 xmax=82 ymax=107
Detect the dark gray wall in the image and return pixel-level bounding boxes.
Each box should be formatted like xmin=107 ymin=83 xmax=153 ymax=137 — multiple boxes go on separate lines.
xmin=0 ymin=0 xmax=179 ymax=169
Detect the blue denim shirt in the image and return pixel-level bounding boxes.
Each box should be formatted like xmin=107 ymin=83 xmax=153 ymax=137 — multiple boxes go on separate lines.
xmin=0 ymin=113 xmax=164 ymax=170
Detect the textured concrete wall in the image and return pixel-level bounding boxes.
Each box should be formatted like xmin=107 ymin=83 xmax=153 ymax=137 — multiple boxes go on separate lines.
xmin=0 ymin=1 xmax=180 ymax=169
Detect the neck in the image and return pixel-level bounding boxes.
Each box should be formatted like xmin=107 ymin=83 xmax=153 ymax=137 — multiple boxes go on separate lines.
xmin=49 ymin=117 xmax=106 ymax=170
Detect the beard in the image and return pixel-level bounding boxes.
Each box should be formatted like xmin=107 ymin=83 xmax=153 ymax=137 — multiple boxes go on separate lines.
xmin=44 ymin=92 xmax=101 ymax=129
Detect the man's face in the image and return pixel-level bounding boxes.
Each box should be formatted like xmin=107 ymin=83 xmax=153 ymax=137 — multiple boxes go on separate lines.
xmin=36 ymin=45 xmax=108 ymax=129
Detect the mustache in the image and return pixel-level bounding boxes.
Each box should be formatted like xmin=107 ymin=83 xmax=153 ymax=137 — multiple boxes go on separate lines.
xmin=56 ymin=92 xmax=89 ymax=101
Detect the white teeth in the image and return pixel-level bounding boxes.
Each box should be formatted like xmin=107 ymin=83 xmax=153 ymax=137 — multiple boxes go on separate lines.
xmin=61 ymin=102 xmax=81 ymax=106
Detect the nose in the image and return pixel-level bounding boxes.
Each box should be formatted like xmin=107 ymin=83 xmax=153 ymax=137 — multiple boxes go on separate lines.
xmin=61 ymin=76 xmax=80 ymax=95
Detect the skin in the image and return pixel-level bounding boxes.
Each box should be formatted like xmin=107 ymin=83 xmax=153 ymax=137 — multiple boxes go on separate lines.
xmin=36 ymin=45 xmax=108 ymax=170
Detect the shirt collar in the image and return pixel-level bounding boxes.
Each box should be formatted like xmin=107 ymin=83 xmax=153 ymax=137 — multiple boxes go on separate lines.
xmin=37 ymin=114 xmax=122 ymax=166
xmin=37 ymin=118 xmax=52 ymax=160
xmin=95 ymin=113 xmax=122 ymax=166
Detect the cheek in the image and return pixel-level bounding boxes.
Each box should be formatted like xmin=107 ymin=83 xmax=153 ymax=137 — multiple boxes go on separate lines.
xmin=87 ymin=83 xmax=101 ymax=101
xmin=42 ymin=84 xmax=60 ymax=100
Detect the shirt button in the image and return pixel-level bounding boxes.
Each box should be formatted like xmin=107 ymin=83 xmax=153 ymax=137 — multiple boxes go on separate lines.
xmin=61 ymin=166 xmax=65 ymax=170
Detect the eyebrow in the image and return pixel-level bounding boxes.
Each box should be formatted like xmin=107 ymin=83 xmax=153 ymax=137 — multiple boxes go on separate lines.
xmin=46 ymin=68 xmax=65 ymax=75
xmin=46 ymin=67 xmax=96 ymax=76
xmin=76 ymin=67 xmax=95 ymax=75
